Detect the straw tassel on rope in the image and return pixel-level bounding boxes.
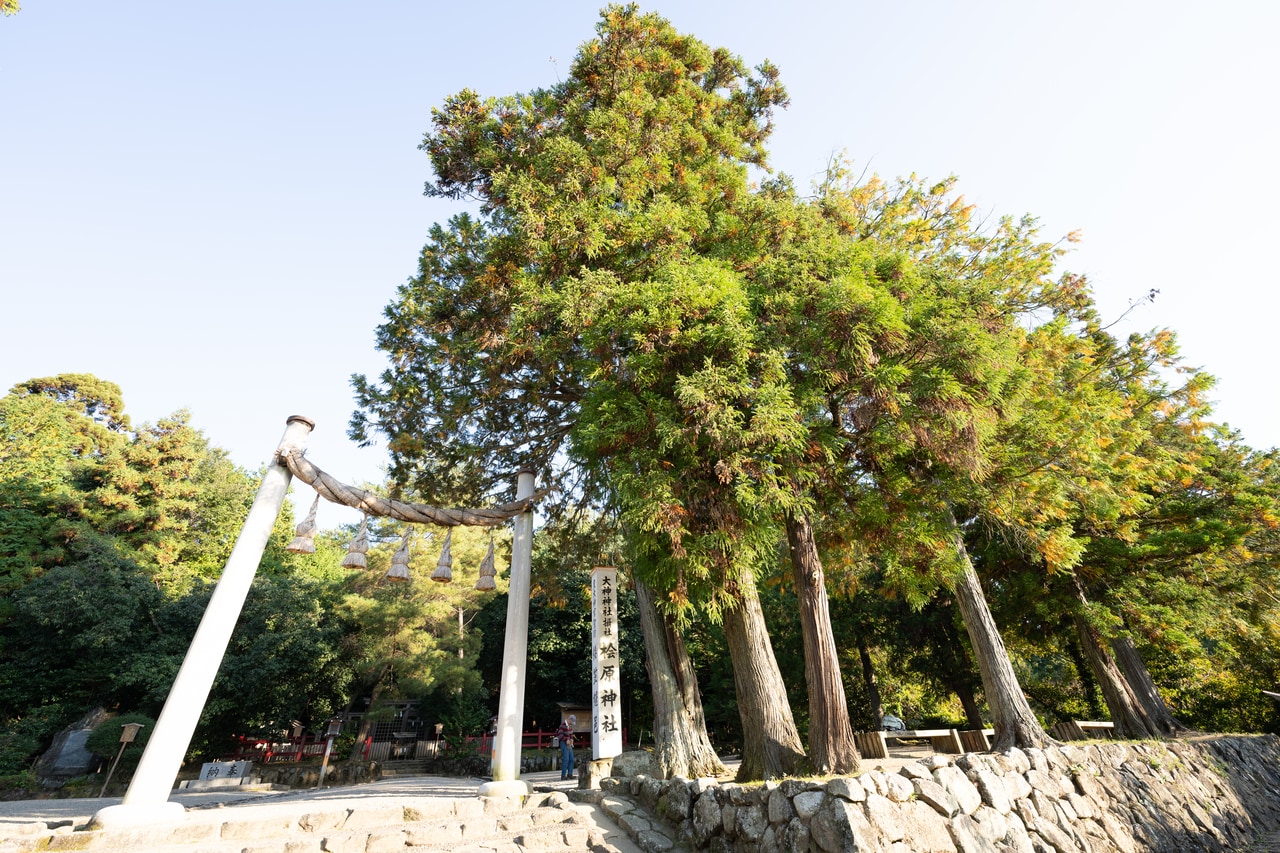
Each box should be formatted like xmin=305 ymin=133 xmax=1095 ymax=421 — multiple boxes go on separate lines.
xmin=432 ymin=528 xmax=453 ymax=583
xmin=286 ymin=494 xmax=320 ymax=554
xmin=341 ymin=515 xmax=370 ymax=569
xmin=475 ymin=536 xmax=497 ymax=591
xmin=386 ymin=531 xmax=412 ymax=582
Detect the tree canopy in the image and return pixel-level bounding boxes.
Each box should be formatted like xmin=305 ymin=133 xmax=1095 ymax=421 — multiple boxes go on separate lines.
xmin=354 ymin=4 xmax=1279 ymax=774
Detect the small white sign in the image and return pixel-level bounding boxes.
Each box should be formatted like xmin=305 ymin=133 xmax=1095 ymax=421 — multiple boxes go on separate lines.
xmin=591 ymin=566 xmax=623 ymax=759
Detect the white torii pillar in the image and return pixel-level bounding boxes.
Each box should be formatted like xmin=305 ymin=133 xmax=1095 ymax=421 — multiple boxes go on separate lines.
xmin=479 ymin=469 xmax=535 ymax=797
xmin=91 ymin=416 xmax=315 ymax=829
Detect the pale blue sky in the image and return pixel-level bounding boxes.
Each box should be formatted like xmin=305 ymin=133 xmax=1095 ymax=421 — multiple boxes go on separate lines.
xmin=2 ymin=2 xmax=1276 ymax=523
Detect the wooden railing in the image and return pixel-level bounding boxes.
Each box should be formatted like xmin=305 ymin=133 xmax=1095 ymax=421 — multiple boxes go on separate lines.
xmin=1050 ymin=720 xmax=1116 ymax=741
xmin=855 ymin=728 xmax=1008 ymax=759
xmin=361 ymin=729 xmax=573 ymax=761
xmin=226 ymin=735 xmax=330 ymax=763
xmin=855 ymin=719 xmax=1118 ymax=759
xmin=855 ymin=729 xmax=967 ymax=759
xmin=958 ymin=729 xmax=995 ymax=752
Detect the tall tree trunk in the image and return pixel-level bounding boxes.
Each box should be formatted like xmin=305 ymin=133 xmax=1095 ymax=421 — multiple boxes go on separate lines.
xmin=949 ymin=529 xmax=1054 ymax=751
xmin=635 ymin=577 xmax=726 ymax=779
xmin=953 ymin=679 xmax=986 ymax=731
xmin=668 ymin=593 xmax=716 ymax=753
xmin=858 ymin=639 xmax=884 ymax=731
xmin=939 ymin=606 xmax=987 ymax=730
xmin=785 ymin=512 xmax=860 ymax=774
xmin=1069 ymin=580 xmax=1160 ymax=739
xmin=721 ymin=571 xmax=809 ymax=781
xmin=1112 ymin=635 xmax=1187 ymax=736
xmin=1066 ymin=637 xmax=1106 ymax=719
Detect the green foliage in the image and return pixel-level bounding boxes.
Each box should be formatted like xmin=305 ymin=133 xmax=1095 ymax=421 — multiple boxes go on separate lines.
xmin=572 ymin=258 xmax=808 ymax=616
xmin=338 ymin=521 xmax=502 ymax=711
xmin=0 ymin=706 xmax=68 ymax=776
xmin=1007 ymin=635 xmax=1098 ymax=724
xmin=352 ymin=9 xmax=792 ymax=615
xmin=0 ymin=770 xmax=37 ymax=795
xmin=85 ymin=713 xmax=156 ymax=777
xmin=0 ymin=374 xmax=382 ymax=770
xmin=0 ymin=376 xmax=271 ymax=596
xmin=10 ymin=374 xmax=131 ymax=433
xmin=95 ymin=412 xmax=265 ymax=593
xmin=0 ymin=536 xmax=363 ymax=766
xmin=330 ymin=731 xmax=357 ymax=762
xmin=1105 ymin=440 xmax=1280 ymax=733
xmin=0 ymin=385 xmax=124 ymax=589
xmin=341 ymin=6 xmax=1280 ymax=749
xmin=195 ymin=574 xmax=359 ymax=760
xmin=0 ymin=541 xmax=175 ymax=718
xmin=439 ymin=688 xmax=491 ymax=740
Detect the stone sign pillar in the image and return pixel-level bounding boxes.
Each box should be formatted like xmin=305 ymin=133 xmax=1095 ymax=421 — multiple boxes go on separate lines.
xmin=591 ymin=566 xmax=622 ymax=760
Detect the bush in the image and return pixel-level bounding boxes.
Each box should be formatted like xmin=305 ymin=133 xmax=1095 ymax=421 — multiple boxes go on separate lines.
xmin=0 ymin=770 xmax=37 ymax=796
xmin=0 ymin=706 xmax=69 ymax=776
xmin=85 ymin=713 xmax=155 ymax=779
xmin=331 ymin=731 xmax=356 ymax=762
xmin=439 ymin=690 xmax=490 ymax=739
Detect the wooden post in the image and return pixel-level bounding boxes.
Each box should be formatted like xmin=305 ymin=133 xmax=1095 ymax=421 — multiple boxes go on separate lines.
xmin=935 ymin=730 xmax=964 ymax=755
xmin=854 ymin=731 xmax=889 ymax=759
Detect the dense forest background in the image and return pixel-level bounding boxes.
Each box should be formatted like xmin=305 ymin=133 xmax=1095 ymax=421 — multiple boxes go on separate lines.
xmin=0 ymin=369 xmax=1275 ymax=785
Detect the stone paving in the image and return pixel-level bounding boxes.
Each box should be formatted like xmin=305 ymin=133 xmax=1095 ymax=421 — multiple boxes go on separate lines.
xmin=0 ymin=771 xmax=640 ymax=853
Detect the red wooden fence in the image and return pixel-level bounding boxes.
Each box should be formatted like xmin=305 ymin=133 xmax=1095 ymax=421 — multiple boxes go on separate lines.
xmin=227 ymin=727 xmax=624 ymax=763
xmin=226 ymin=734 xmax=330 ymax=763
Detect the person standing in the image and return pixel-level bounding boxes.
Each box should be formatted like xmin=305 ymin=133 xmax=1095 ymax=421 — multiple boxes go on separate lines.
xmin=557 ymin=715 xmax=576 ymax=781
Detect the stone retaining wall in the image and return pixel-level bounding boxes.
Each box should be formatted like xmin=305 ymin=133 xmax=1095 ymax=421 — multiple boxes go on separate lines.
xmin=250 ymin=761 xmax=382 ymax=789
xmin=599 ymin=735 xmax=1280 ymax=852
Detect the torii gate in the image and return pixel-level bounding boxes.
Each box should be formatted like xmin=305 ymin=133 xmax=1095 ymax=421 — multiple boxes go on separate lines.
xmin=92 ymin=416 xmax=539 ymax=829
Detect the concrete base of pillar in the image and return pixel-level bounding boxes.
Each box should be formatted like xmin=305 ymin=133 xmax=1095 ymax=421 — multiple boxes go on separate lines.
xmin=478 ymin=779 xmax=529 ymax=798
xmin=582 ymin=758 xmax=613 ymax=790
xmin=89 ymin=801 xmax=185 ymax=830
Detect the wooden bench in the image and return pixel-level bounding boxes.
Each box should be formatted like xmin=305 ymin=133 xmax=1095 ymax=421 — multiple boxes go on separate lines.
xmin=958 ymin=729 xmax=994 ymax=752
xmin=855 ymin=728 xmax=965 ymax=759
xmin=1050 ymin=720 xmax=1116 ymax=741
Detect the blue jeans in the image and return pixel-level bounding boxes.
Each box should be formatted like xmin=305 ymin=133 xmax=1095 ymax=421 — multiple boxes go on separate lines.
xmin=560 ymin=739 xmax=575 ymax=779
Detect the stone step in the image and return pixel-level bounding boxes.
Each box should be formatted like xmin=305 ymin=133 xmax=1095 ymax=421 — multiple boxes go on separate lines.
xmin=6 ymin=792 xmax=608 ymax=853
xmin=73 ymin=815 xmax=602 ymax=853
xmin=378 ymin=761 xmax=431 ymax=777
